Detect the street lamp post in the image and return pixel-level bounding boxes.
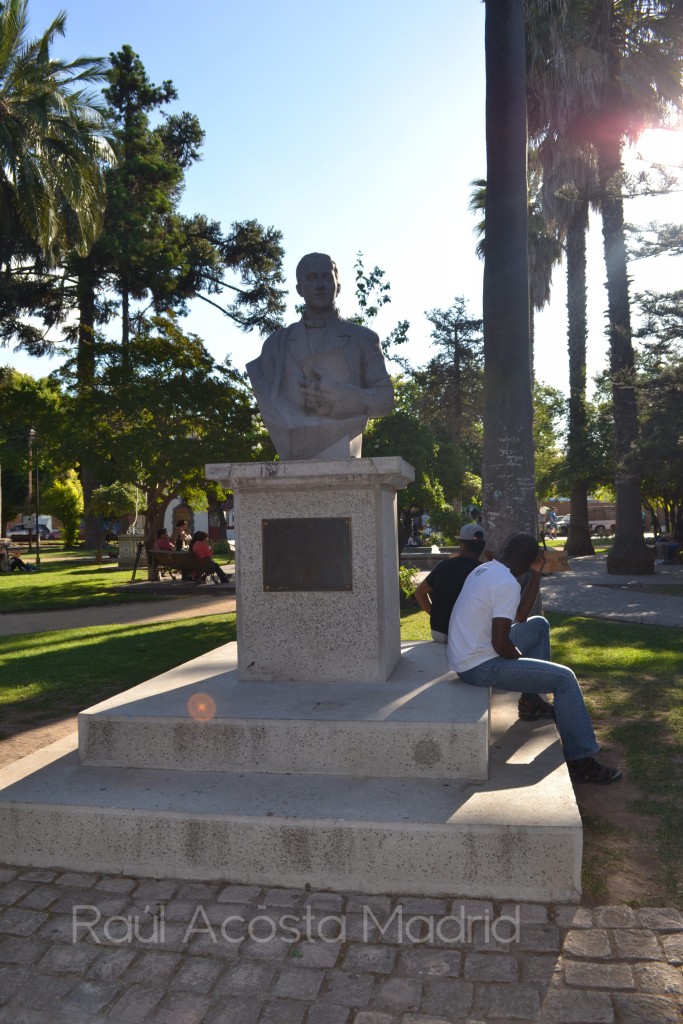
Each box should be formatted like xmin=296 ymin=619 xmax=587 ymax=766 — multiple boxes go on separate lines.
xmin=34 ymin=434 xmax=41 ymax=568
xmin=28 ymin=427 xmax=40 ymax=567
xmin=28 ymin=428 xmax=35 ymax=553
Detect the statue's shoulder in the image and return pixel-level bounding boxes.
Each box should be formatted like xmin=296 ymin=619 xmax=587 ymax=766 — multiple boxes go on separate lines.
xmin=255 ymin=322 xmax=296 ymax=359
xmin=263 ymin=322 xmax=294 ymax=345
xmin=338 ymin=317 xmax=381 ymax=347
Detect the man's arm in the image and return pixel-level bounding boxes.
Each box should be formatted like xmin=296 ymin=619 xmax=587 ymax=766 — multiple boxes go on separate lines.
xmin=491 ymin=617 xmax=521 ymax=658
xmin=414 ymin=579 xmax=433 ymax=615
xmin=515 ymin=554 xmax=545 ymax=621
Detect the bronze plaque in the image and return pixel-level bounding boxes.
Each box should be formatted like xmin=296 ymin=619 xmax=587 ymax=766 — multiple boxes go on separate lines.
xmin=262 ymin=517 xmax=352 ymax=591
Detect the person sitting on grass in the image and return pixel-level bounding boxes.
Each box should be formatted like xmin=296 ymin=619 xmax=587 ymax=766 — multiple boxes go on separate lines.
xmin=9 ymin=551 xmax=37 ymax=573
xmin=188 ymin=531 xmax=229 ymax=583
xmin=447 ymin=532 xmax=621 ymax=785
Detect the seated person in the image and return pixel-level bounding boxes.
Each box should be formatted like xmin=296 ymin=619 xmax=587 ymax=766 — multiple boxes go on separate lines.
xmin=154 ymin=528 xmax=175 ymax=551
xmin=659 ymin=517 xmax=683 ymax=563
xmin=414 ymin=525 xmax=487 ymax=643
xmin=171 ymin=520 xmax=190 ymax=551
xmin=189 ymin=531 xmax=229 ymax=583
xmin=9 ymin=550 xmax=37 ymax=573
xmin=447 ymin=532 xmax=621 ymax=784
xmin=416 ymin=525 xmax=554 ymax=722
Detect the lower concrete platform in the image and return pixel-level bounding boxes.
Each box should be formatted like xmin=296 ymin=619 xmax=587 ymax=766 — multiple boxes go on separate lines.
xmin=78 ymin=642 xmax=489 ymax=780
xmin=0 ymin=641 xmax=582 ymax=901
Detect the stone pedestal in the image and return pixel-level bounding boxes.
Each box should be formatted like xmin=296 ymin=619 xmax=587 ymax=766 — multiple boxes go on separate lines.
xmin=205 ymin=457 xmax=414 ymax=683
xmin=117 ymin=533 xmax=146 ymax=568
xmin=0 ymin=643 xmax=582 ymax=900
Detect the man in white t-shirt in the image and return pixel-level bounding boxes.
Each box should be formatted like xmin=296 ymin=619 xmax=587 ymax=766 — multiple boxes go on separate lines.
xmin=447 ymin=533 xmax=621 ymax=785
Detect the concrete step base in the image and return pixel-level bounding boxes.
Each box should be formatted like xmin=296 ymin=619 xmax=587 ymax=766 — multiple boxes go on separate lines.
xmin=78 ymin=642 xmax=489 ymax=780
xmin=0 ymin=691 xmax=582 ymax=901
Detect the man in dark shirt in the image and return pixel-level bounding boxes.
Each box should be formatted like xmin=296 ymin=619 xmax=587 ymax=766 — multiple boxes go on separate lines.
xmin=414 ymin=524 xmax=486 ymax=642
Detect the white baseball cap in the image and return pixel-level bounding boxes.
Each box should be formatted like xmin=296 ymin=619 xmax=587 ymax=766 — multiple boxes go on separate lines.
xmin=460 ymin=523 xmax=486 ymax=542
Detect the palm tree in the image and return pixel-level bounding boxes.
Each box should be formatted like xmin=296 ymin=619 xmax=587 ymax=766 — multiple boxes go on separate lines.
xmin=0 ymin=0 xmax=112 ymax=537
xmin=586 ymin=0 xmax=681 ymax=574
xmin=535 ymin=135 xmax=600 ymax=556
xmin=469 ymin=152 xmax=564 ymax=376
xmin=527 ymin=0 xmax=683 ymax=574
xmin=0 ymin=0 xmax=112 ymax=268
xmin=481 ymin=0 xmax=537 ymax=553
xmin=526 ymin=3 xmax=606 ymax=556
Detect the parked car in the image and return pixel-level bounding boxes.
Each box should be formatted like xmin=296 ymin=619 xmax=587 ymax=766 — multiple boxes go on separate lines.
xmin=555 ymin=514 xmax=614 ymax=538
xmin=557 ymin=515 xmax=571 ymax=537
xmin=7 ymin=523 xmax=51 ymax=540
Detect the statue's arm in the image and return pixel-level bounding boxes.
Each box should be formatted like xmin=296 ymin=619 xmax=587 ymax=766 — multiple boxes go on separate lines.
xmin=315 ymin=331 xmax=393 ymax=418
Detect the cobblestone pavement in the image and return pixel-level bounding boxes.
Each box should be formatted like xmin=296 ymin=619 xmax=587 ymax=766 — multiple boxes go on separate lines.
xmin=0 ymin=865 xmax=682 ymax=1023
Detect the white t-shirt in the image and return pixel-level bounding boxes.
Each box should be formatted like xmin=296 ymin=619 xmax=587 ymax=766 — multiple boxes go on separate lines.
xmin=447 ymin=560 xmax=520 ymax=674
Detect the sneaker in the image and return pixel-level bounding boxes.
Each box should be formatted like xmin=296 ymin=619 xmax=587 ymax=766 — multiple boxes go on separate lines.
xmin=567 ymin=756 xmax=622 ymax=784
xmin=518 ymin=696 xmax=555 ymax=721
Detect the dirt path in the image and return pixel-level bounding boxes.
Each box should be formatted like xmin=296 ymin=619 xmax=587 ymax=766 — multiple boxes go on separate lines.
xmin=0 ymin=717 xmax=79 ymax=768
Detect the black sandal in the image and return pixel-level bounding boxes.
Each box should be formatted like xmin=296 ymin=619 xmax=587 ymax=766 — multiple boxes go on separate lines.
xmin=518 ymin=696 xmax=555 ymax=721
xmin=567 ymin=756 xmax=622 ymax=784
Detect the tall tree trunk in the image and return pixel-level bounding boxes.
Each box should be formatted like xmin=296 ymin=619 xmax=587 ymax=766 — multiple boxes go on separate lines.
xmin=565 ymin=204 xmax=594 ymax=556
xmin=76 ymin=261 xmax=97 ymax=391
xmin=482 ymin=0 xmax=536 ymax=554
xmin=122 ymin=287 xmax=130 ymax=350
xmin=144 ymin=489 xmax=171 ymax=581
xmin=597 ymin=137 xmax=654 ymax=574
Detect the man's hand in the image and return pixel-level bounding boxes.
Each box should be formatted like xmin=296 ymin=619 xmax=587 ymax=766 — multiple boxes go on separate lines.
xmin=530 ymin=553 xmax=546 ymax=574
xmin=492 ymin=617 xmax=520 ymax=658
xmin=515 ymin=554 xmax=545 ymax=621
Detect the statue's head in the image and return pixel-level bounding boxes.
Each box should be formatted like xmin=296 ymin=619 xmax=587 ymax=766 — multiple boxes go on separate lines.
xmin=295 ymin=253 xmax=341 ymax=313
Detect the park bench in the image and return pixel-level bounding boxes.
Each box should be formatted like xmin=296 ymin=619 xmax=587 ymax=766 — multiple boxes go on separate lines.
xmin=149 ymin=550 xmax=221 ymax=585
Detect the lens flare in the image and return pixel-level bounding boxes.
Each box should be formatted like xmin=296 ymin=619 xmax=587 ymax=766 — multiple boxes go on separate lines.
xmin=187 ymin=693 xmax=217 ymax=721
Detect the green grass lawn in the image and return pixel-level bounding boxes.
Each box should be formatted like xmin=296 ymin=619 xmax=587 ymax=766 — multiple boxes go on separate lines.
xmin=0 ymin=613 xmax=236 ymax=726
xmin=1 ymin=553 xmax=166 ymax=613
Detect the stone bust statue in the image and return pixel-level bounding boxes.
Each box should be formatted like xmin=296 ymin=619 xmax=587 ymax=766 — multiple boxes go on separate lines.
xmin=246 ymin=253 xmax=394 ymax=460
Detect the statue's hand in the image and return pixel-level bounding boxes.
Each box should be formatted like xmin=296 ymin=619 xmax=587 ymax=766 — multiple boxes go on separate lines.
xmin=313 ymin=375 xmax=345 ymax=405
xmin=298 ymin=375 xmax=318 ymax=410
xmin=298 ymin=374 xmax=345 ymax=416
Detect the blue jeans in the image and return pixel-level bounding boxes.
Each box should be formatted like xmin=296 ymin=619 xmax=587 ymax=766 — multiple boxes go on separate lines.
xmin=457 ymin=616 xmax=599 ymax=762
xmin=510 ymin=616 xmax=550 ymax=704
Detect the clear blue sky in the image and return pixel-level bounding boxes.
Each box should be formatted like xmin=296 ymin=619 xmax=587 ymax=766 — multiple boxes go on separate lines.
xmin=5 ymin=0 xmax=682 ymax=395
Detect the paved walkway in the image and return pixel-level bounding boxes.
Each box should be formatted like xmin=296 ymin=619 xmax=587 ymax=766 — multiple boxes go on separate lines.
xmin=1 ymin=554 xmax=682 ymax=1021
xmin=0 ymin=590 xmax=236 ymax=638
xmin=0 ymin=866 xmax=682 ymax=1023
xmin=540 ymin=554 xmax=682 ymax=628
